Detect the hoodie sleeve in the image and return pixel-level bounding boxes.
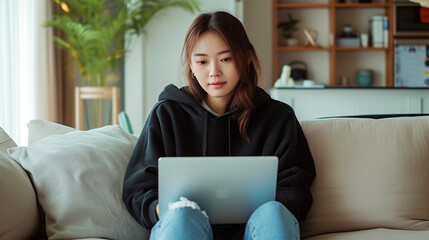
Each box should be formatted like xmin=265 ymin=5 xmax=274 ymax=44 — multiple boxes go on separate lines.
xmin=122 ymin=110 xmax=164 ymax=230
xmin=274 ymin=112 xmax=316 ymax=222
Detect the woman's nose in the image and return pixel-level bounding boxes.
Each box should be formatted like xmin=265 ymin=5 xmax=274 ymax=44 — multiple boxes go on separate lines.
xmin=209 ymin=63 xmax=221 ymax=78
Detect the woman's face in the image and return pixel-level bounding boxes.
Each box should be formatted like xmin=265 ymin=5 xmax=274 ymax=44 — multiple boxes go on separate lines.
xmin=190 ymin=31 xmax=240 ymax=107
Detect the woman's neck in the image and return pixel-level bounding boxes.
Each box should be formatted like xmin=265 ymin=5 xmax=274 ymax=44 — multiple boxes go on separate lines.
xmin=205 ymin=96 xmax=229 ymax=115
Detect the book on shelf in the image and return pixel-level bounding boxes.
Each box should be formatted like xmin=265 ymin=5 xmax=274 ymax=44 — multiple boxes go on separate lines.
xmin=382 ymin=16 xmax=389 ymax=48
xmin=370 ymin=16 xmax=383 ymax=48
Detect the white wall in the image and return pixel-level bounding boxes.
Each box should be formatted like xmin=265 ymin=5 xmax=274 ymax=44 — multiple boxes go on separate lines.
xmin=125 ymin=0 xmax=249 ymax=134
xmin=243 ymin=0 xmax=273 ymax=90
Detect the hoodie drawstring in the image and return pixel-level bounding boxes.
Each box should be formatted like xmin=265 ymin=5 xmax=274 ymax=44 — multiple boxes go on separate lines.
xmin=228 ymin=116 xmax=231 ymax=156
xmin=202 ymin=111 xmax=208 ymax=156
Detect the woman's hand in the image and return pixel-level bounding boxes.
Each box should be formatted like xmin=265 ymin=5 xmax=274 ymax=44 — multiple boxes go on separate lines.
xmin=156 ymin=204 xmax=160 ymax=218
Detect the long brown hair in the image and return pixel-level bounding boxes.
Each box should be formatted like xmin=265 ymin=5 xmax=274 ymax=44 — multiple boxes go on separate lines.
xmin=181 ymin=11 xmax=262 ymax=140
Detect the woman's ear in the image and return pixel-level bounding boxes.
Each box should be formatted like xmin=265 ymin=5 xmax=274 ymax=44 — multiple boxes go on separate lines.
xmin=189 ymin=63 xmax=193 ymax=73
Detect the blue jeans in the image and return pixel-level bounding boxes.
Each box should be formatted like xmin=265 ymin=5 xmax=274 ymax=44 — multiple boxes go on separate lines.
xmin=150 ymin=201 xmax=300 ymax=240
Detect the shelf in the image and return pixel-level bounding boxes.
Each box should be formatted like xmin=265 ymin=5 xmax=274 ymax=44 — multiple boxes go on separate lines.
xmin=277 ymin=46 xmax=331 ymax=51
xmin=335 ymin=46 xmax=389 ymax=51
xmin=335 ymin=3 xmax=390 ymax=8
xmin=276 ymin=46 xmax=389 ymax=51
xmin=276 ymin=3 xmax=330 ymax=8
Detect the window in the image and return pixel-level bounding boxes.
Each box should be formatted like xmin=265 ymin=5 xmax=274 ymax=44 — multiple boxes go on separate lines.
xmin=0 ymin=0 xmax=38 ymax=145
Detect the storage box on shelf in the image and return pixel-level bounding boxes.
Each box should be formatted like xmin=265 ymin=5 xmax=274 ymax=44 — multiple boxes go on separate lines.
xmin=273 ymin=0 xmax=393 ymax=87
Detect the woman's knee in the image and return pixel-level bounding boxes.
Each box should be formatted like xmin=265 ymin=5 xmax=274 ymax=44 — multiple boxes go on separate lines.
xmin=258 ymin=201 xmax=284 ymax=212
xmin=151 ymin=207 xmax=212 ymax=240
xmin=257 ymin=201 xmax=290 ymax=215
xmin=245 ymin=201 xmax=300 ymax=240
xmin=162 ymin=206 xmax=208 ymax=225
xmin=251 ymin=201 xmax=298 ymax=226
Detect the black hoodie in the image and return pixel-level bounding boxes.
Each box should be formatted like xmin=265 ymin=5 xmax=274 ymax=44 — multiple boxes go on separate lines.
xmin=123 ymin=84 xmax=315 ymax=235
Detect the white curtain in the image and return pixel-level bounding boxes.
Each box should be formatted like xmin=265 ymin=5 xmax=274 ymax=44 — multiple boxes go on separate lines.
xmin=0 ymin=0 xmax=56 ymax=145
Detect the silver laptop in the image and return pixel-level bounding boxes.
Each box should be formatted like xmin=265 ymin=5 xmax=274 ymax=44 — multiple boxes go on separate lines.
xmin=158 ymin=156 xmax=278 ymax=224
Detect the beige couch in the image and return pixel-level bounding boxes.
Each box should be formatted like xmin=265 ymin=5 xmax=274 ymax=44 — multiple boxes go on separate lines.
xmin=1 ymin=116 xmax=428 ymax=240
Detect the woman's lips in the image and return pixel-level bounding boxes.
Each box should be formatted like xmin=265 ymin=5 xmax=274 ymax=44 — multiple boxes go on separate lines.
xmin=208 ymin=81 xmax=226 ymax=89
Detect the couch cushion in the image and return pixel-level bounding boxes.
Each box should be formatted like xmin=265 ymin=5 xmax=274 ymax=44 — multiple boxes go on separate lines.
xmin=8 ymin=125 xmax=149 ymax=239
xmin=300 ymin=116 xmax=429 ymax=238
xmin=0 ymin=128 xmax=17 ymax=153
xmin=0 ymin=127 xmax=39 ymax=239
xmin=305 ymin=228 xmax=429 ymax=240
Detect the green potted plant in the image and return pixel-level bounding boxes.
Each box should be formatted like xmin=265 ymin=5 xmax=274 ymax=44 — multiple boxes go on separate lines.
xmin=277 ymin=13 xmax=300 ymax=46
xmin=44 ymin=0 xmax=200 ymax=129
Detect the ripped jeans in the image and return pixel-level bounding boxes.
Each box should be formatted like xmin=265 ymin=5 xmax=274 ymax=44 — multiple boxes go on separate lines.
xmin=149 ymin=198 xmax=300 ymax=240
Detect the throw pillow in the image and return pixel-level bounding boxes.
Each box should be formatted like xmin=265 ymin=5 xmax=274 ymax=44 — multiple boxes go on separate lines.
xmin=0 ymin=127 xmax=39 ymax=239
xmin=8 ymin=125 xmax=149 ymax=239
xmin=27 ymin=119 xmax=76 ymax=145
xmin=300 ymin=116 xmax=429 ymax=238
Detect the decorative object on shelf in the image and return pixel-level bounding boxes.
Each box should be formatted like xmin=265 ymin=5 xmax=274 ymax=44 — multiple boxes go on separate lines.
xmin=337 ymin=24 xmax=360 ymax=47
xmin=360 ymin=33 xmax=369 ymax=47
xmin=274 ymin=65 xmax=295 ymax=87
xmin=356 ymin=69 xmax=373 ymax=87
xmin=277 ymin=13 xmax=300 ymax=46
xmin=44 ymin=0 xmax=200 ymax=129
xmin=302 ymin=80 xmax=315 ymax=87
xmin=303 ymin=29 xmax=319 ymax=47
xmin=370 ymin=15 xmax=384 ymax=48
xmin=290 ymin=61 xmax=308 ymax=81
xmin=339 ymin=76 xmax=350 ymax=87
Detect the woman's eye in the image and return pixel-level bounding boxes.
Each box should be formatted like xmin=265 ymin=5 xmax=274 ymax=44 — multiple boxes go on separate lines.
xmin=221 ymin=57 xmax=231 ymax=62
xmin=197 ymin=60 xmax=207 ymax=64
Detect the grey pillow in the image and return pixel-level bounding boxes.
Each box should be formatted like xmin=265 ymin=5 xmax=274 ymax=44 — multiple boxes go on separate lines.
xmin=8 ymin=125 xmax=148 ymax=239
xmin=27 ymin=119 xmax=76 ymax=145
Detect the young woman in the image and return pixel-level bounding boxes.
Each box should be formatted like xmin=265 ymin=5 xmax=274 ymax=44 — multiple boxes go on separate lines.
xmin=123 ymin=11 xmax=315 ymax=240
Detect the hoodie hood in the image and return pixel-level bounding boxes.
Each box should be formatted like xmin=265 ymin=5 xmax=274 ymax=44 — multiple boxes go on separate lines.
xmin=158 ymin=84 xmax=272 ymax=117
xmin=253 ymin=86 xmax=272 ymax=108
xmin=158 ymin=84 xmax=206 ymax=119
xmin=157 ymin=84 xmax=273 ymax=157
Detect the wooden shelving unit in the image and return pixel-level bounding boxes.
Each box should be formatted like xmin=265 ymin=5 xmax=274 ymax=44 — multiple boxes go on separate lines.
xmin=273 ymin=0 xmax=394 ymax=87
